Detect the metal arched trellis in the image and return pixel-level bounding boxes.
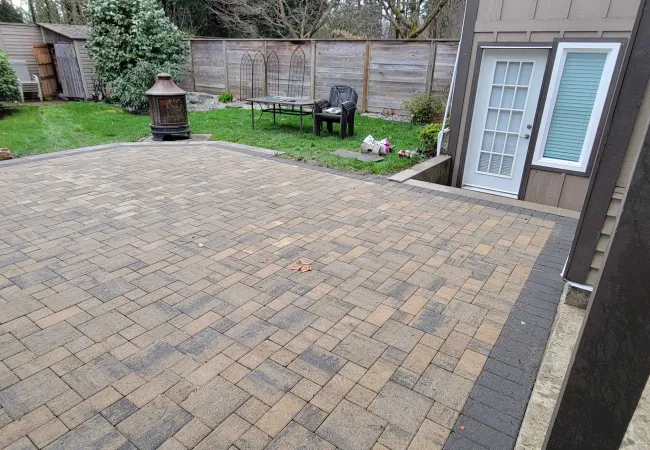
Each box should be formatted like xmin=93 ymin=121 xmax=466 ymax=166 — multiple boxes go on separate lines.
xmin=266 ymin=51 xmax=280 ymax=97
xmin=251 ymin=51 xmax=266 ymax=98
xmin=239 ymin=52 xmax=253 ymax=100
xmin=243 ymin=45 xmax=312 ymax=131
xmin=288 ymin=46 xmax=306 ymax=98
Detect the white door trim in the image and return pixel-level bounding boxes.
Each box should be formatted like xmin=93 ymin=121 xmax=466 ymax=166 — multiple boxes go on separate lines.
xmin=462 ymin=48 xmax=549 ymax=197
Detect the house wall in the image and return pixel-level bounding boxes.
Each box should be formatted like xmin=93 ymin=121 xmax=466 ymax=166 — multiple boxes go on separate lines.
xmin=451 ymin=0 xmax=640 ymax=211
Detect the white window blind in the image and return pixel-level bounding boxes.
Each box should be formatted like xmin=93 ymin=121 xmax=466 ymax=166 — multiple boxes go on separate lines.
xmin=542 ymin=52 xmax=607 ymax=162
xmin=533 ymin=42 xmax=620 ymax=172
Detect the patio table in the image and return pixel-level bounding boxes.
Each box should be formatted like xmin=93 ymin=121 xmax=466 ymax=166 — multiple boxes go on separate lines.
xmin=245 ymin=96 xmax=314 ymax=132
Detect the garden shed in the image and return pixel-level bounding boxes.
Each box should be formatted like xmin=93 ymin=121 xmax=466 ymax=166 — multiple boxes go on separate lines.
xmin=0 ymin=22 xmax=95 ymax=100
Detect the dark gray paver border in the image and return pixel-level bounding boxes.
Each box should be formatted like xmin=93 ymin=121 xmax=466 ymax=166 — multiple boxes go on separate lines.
xmin=443 ymin=217 xmax=577 ymax=450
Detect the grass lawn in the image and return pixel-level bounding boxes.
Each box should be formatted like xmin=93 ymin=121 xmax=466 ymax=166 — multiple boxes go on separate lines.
xmin=0 ymin=102 xmax=424 ymax=175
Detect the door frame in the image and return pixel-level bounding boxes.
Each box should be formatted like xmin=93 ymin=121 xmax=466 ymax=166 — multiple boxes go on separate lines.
xmin=455 ymin=42 xmax=553 ymax=197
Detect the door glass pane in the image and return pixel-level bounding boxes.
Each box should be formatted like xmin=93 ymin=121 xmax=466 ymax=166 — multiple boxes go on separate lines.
xmin=514 ymin=88 xmax=528 ymax=110
xmin=478 ymin=152 xmax=490 ymax=172
xmin=505 ymin=134 xmax=518 ymax=155
xmin=489 ymin=154 xmax=502 ymax=174
xmin=501 ymin=87 xmax=515 ymax=108
xmin=509 ymin=111 xmax=523 ymax=132
xmin=481 ymin=132 xmax=495 ymax=151
xmin=506 ymin=62 xmax=520 ymax=85
xmin=493 ymin=132 xmax=506 ymax=153
xmin=477 ymin=58 xmax=534 ymax=177
xmin=518 ymin=63 xmax=533 ymax=86
xmin=489 ymin=86 xmax=502 ymax=107
xmin=486 ymin=109 xmax=498 ymax=130
xmin=494 ymin=62 xmax=507 ymax=84
xmin=497 ymin=111 xmax=510 ymax=131
xmin=501 ymin=155 xmax=514 ymax=176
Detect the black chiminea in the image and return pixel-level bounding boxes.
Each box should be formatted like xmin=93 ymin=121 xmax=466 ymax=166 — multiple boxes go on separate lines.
xmin=145 ymin=73 xmax=191 ymax=141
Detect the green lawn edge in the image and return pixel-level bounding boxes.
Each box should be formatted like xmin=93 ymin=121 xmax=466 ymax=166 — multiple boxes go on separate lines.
xmin=0 ymin=102 xmax=424 ymax=175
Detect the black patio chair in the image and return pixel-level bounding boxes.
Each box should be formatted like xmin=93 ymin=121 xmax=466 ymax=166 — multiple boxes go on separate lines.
xmin=313 ymin=85 xmax=358 ymax=139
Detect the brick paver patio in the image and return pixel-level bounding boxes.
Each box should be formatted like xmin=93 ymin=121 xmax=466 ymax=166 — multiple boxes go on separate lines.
xmin=0 ymin=144 xmax=574 ymax=450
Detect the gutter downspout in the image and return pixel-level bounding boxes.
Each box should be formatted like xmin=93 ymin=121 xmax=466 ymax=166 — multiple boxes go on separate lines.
xmin=437 ymin=1 xmax=468 ymax=156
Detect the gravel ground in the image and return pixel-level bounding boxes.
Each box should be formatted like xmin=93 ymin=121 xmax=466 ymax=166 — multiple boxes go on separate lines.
xmin=360 ymin=112 xmax=412 ymax=123
xmin=186 ymin=92 xmax=249 ymax=112
xmin=187 ymin=92 xmax=413 ymax=123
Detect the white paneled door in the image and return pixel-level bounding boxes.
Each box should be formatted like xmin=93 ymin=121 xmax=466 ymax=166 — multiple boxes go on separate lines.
xmin=463 ymin=48 xmax=549 ymax=197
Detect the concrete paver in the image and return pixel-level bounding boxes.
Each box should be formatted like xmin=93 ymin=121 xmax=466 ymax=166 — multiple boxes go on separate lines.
xmin=0 ymin=144 xmax=573 ymax=449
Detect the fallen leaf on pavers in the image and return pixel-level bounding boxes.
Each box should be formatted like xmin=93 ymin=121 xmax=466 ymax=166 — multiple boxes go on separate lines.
xmin=291 ymin=261 xmax=312 ymax=272
xmin=459 ymin=426 xmax=465 ymax=431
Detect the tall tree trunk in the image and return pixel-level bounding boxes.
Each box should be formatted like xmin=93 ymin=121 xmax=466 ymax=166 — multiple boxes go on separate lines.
xmin=27 ymin=0 xmax=37 ymax=22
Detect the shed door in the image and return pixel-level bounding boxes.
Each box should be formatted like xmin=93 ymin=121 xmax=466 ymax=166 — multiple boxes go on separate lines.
xmin=53 ymin=43 xmax=85 ymax=99
xmin=32 ymin=44 xmax=57 ymax=98
xmin=462 ymin=48 xmax=548 ymax=197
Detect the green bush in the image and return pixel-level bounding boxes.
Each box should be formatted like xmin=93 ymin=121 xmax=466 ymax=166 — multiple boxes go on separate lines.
xmin=86 ymin=0 xmax=188 ymax=112
xmin=219 ymin=92 xmax=234 ymax=103
xmin=0 ymin=51 xmax=21 ymax=103
xmin=419 ymin=123 xmax=444 ymax=151
xmin=403 ymin=93 xmax=446 ymax=124
xmin=110 ymin=61 xmax=184 ymax=112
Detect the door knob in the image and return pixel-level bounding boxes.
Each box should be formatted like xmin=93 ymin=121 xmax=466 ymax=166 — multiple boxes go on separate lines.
xmin=520 ymin=134 xmax=530 ymax=139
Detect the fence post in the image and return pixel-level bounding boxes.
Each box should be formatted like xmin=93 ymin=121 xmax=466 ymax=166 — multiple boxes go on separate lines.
xmin=222 ymin=40 xmax=229 ymax=94
xmin=426 ymin=40 xmax=437 ymax=96
xmin=362 ymin=40 xmax=370 ymax=112
xmin=310 ymin=40 xmax=316 ymax=100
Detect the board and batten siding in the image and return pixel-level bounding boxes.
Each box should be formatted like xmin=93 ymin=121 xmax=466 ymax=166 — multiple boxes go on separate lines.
xmin=188 ymin=38 xmax=458 ymax=114
xmin=452 ymin=0 xmax=640 ymax=213
xmin=0 ymin=23 xmax=42 ymax=92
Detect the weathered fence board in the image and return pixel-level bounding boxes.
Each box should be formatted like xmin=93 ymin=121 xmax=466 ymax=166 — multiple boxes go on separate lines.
xmin=191 ymin=40 xmax=225 ymax=94
xmin=186 ymin=38 xmax=458 ymax=115
xmin=225 ymin=40 xmax=265 ymax=99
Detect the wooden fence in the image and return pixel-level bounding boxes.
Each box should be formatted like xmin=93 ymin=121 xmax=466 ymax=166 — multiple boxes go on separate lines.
xmin=180 ymin=38 xmax=458 ymax=114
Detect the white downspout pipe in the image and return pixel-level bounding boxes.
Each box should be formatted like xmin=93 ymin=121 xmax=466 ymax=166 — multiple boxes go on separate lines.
xmin=436 ymin=1 xmax=468 ymax=156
